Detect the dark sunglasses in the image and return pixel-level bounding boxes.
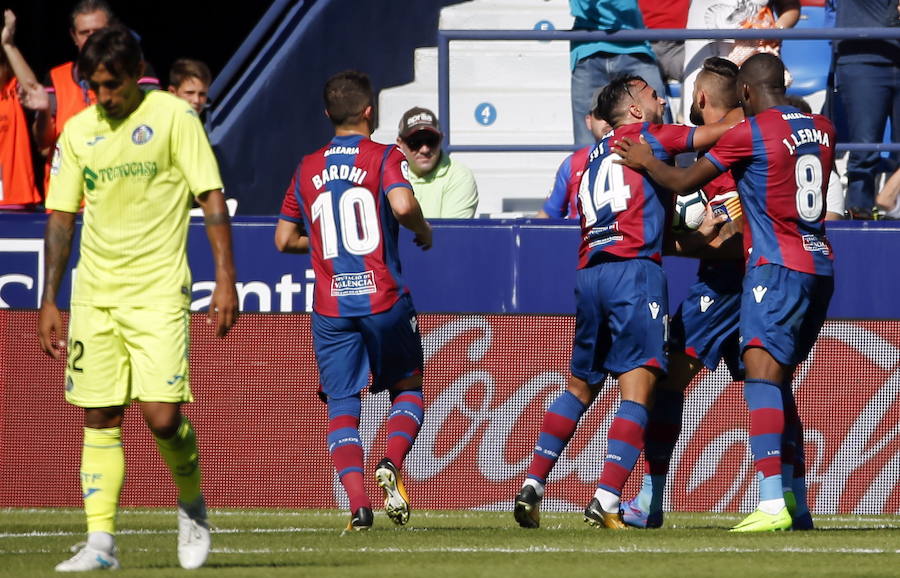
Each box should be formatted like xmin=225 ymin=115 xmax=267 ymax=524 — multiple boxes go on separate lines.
xmin=404 ymin=132 xmax=441 ymax=150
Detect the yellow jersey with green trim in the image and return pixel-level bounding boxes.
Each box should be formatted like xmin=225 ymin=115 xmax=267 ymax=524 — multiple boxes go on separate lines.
xmin=46 ymin=90 xmax=223 ymax=307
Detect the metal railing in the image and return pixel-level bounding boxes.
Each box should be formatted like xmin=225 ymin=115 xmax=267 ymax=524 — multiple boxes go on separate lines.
xmin=437 ymin=28 xmax=900 ymax=154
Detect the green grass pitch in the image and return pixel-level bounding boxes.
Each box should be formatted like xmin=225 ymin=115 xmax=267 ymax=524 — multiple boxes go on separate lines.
xmin=2 ymin=508 xmax=898 ymax=577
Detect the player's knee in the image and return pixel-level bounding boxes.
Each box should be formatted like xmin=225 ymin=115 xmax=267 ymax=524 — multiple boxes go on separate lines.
xmin=141 ymin=403 xmax=183 ymax=438
xmin=663 ymin=351 xmax=703 ymax=391
xmin=83 ymin=406 xmax=125 ymax=429
xmin=742 ymin=346 xmax=790 ymax=382
xmin=566 ymin=376 xmax=598 ymax=405
xmin=390 ymin=374 xmax=423 ymax=394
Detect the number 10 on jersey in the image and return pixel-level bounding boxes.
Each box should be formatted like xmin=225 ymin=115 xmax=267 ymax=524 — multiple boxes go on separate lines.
xmin=311 ymin=187 xmax=382 ymax=259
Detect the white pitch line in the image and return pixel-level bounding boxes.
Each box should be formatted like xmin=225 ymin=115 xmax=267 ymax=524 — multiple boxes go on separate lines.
xmin=0 ymin=527 xmax=337 ymax=539
xmin=2 ymin=521 xmax=899 ymax=540
xmin=3 ymin=508 xmax=898 ymax=522
xmin=3 ymin=545 xmax=898 ymax=556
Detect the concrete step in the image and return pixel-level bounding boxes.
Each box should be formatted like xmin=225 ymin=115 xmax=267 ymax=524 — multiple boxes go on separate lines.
xmin=440 ymin=0 xmax=572 ymax=30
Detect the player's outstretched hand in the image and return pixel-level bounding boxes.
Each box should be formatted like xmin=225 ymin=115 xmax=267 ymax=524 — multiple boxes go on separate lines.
xmin=414 ymin=224 xmax=433 ymax=251
xmin=612 ymin=135 xmax=653 ymax=170
xmin=696 ymin=202 xmax=729 ymax=242
xmin=38 ymin=301 xmax=64 ymax=359
xmin=208 ymin=282 xmax=239 ymax=338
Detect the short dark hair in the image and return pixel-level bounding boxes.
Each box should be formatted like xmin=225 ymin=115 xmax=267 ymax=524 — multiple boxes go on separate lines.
xmin=738 ymin=52 xmax=786 ymax=92
xmin=78 ymin=25 xmax=143 ymax=81
xmin=70 ymin=0 xmax=114 ymax=28
xmin=594 ymin=74 xmax=645 ymax=126
xmin=323 ymin=70 xmax=372 ymax=127
xmin=169 ymin=58 xmax=212 ymax=89
xmin=697 ymin=57 xmax=739 ymax=109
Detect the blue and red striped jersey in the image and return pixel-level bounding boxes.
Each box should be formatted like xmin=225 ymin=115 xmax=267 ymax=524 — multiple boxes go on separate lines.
xmin=279 ymin=134 xmax=414 ymax=317
xmin=696 ymin=170 xmax=745 ymax=283
xmin=578 ymin=122 xmax=694 ymax=268
xmin=705 ymin=106 xmax=835 ymax=276
xmin=543 ymin=146 xmax=591 ymax=218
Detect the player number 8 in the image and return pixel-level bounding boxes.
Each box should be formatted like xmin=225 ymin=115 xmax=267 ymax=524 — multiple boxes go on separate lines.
xmin=795 ymin=154 xmax=823 ymax=222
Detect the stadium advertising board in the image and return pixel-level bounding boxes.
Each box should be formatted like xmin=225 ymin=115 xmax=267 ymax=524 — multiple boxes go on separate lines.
xmin=1 ymin=215 xmax=899 ymax=317
xmin=1 ymin=312 xmax=897 ymax=513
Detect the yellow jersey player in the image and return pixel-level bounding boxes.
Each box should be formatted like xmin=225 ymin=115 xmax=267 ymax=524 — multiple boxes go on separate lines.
xmin=37 ymin=25 xmax=238 ymax=572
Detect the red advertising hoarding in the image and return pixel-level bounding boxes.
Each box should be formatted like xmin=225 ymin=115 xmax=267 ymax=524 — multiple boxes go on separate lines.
xmin=1 ymin=311 xmax=897 ymax=513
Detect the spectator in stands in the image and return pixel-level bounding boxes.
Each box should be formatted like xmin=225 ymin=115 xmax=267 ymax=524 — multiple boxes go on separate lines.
xmin=682 ymin=0 xmax=800 ymax=124
xmin=569 ymin=0 xmax=668 ymax=145
xmin=28 ymin=1 xmax=159 ymax=194
xmin=876 ymin=168 xmax=900 ymax=219
xmin=168 ymin=58 xmax=211 ymax=117
xmin=396 ymin=106 xmax=479 ymax=218
xmin=537 ymin=89 xmax=611 ymax=218
xmin=834 ymin=0 xmax=900 ymax=219
xmin=637 ymin=0 xmax=689 ymax=85
xmin=0 ymin=10 xmax=40 ymax=210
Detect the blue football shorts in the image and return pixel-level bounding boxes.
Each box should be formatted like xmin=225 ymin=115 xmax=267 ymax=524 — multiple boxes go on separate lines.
xmin=312 ymin=293 xmax=424 ymax=402
xmin=670 ymin=276 xmax=743 ymax=380
xmin=739 ymin=263 xmax=834 ymax=366
xmin=569 ymin=258 xmax=669 ymax=384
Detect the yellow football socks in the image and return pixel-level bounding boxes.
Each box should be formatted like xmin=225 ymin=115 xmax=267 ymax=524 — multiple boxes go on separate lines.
xmin=81 ymin=427 xmax=125 ymax=535
xmin=154 ymin=416 xmax=202 ymax=503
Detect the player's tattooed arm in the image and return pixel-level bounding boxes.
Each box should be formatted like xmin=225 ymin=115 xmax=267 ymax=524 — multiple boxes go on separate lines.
xmin=197 ymin=189 xmax=239 ymax=337
xmin=38 ymin=210 xmax=76 ymax=358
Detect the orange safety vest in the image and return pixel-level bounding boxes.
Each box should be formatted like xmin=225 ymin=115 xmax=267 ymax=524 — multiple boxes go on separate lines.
xmin=0 ymin=77 xmax=40 ymax=207
xmin=43 ymin=62 xmax=96 ymax=194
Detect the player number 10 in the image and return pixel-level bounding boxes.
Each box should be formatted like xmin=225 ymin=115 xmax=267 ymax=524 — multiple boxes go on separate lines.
xmin=311 ymin=187 xmax=381 ymax=259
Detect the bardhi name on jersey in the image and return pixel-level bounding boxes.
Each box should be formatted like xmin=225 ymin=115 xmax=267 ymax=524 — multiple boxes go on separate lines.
xmin=279 ymin=135 xmax=414 ymax=317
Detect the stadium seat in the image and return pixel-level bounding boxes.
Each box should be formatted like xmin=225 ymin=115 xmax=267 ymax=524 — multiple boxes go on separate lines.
xmin=782 ymin=6 xmax=830 ymax=112
xmin=372 ymin=0 xmax=575 ymax=215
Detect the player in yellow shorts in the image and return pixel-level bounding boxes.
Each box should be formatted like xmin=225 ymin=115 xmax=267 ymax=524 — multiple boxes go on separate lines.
xmin=37 ymin=25 xmax=238 ymax=572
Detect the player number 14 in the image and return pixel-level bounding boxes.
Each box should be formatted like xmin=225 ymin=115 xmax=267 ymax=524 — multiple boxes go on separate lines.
xmin=578 ymin=155 xmax=632 ymax=227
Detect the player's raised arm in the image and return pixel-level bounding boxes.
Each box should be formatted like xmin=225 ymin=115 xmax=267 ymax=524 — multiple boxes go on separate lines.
xmin=387 ymin=185 xmax=433 ymax=250
xmin=38 ymin=210 xmax=77 ymax=358
xmin=614 ymin=136 xmax=722 ymax=195
xmin=196 ymin=189 xmax=238 ymax=337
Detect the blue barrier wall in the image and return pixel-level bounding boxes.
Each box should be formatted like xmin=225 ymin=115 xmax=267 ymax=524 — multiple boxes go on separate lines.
xmin=0 ymin=216 xmax=895 ymax=318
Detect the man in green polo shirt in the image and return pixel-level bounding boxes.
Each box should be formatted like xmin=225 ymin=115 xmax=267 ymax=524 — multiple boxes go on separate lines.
xmin=396 ymin=107 xmax=479 ymax=218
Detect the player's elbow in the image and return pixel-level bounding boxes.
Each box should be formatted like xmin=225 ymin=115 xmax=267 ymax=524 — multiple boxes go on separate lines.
xmin=390 ymin=197 xmax=416 ymax=220
xmin=273 ymin=232 xmax=290 ymax=253
xmin=274 ymin=221 xmax=304 ymax=253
